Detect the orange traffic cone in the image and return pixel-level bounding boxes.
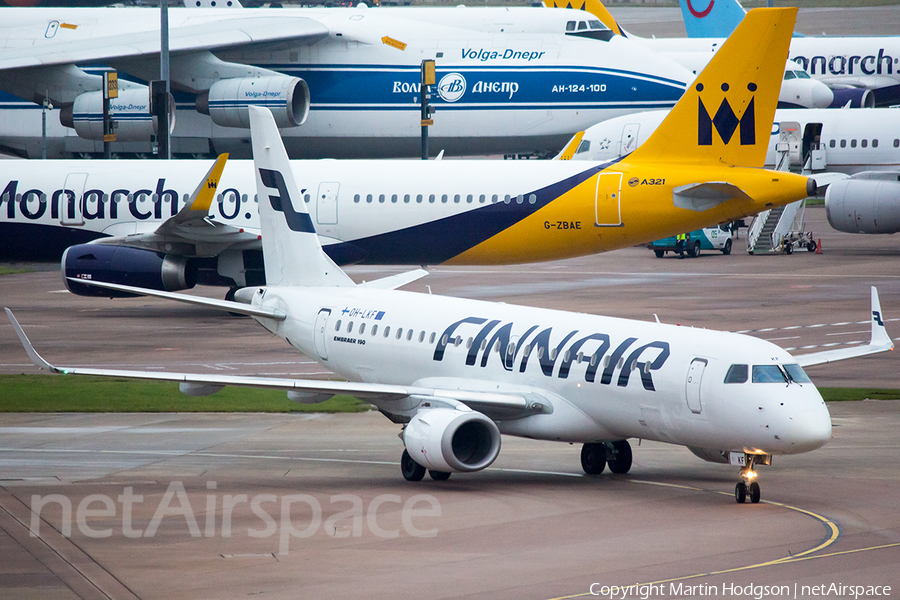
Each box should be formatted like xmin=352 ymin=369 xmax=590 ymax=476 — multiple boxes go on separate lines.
xmin=816 ymin=238 xmax=822 ymax=254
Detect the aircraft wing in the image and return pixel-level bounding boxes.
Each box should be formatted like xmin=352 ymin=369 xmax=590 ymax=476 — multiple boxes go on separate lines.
xmin=91 ymin=154 xmax=260 ymax=254
xmin=794 ymin=287 xmax=894 ymax=367
xmin=6 ymin=308 xmax=544 ymax=420
xmin=0 ymin=15 xmax=329 ymax=71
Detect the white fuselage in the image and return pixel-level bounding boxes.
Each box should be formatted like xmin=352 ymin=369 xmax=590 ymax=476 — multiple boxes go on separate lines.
xmin=253 ymin=284 xmax=832 ymax=456
xmin=0 ymin=7 xmax=691 ymax=159
xmin=570 ymin=108 xmax=900 ymax=174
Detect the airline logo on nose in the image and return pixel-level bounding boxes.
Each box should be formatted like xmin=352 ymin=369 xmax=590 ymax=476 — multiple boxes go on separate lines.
xmin=697 ymin=81 xmax=757 ymax=146
xmin=258 ymin=168 xmax=316 ymax=234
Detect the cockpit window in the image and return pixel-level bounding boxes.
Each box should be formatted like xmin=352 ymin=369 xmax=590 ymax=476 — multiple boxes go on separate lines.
xmin=566 ymin=21 xmax=576 ymax=32
xmin=577 ymin=21 xmax=588 ymax=31
xmin=752 ymin=365 xmax=787 ymax=383
xmin=575 ymin=140 xmax=591 ymax=154
xmin=796 ymin=70 xmax=811 ymax=79
xmin=588 ymin=20 xmax=606 ymax=30
xmin=724 ymin=364 xmax=748 ymax=384
xmin=783 ymin=71 xmax=796 ymax=80
xmin=783 ymin=363 xmax=812 ymax=384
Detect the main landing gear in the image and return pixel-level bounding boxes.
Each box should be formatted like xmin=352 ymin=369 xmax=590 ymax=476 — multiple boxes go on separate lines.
xmin=735 ymin=455 xmax=762 ymax=504
xmin=400 ymin=450 xmax=452 ymax=482
xmin=580 ymin=440 xmax=633 ymax=475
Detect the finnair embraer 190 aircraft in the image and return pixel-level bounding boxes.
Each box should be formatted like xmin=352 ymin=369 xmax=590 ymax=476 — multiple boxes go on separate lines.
xmin=2 ymin=10 xmax=813 ymax=300
xmin=8 ymin=94 xmax=894 ymax=503
xmin=0 ymin=4 xmax=690 ymax=159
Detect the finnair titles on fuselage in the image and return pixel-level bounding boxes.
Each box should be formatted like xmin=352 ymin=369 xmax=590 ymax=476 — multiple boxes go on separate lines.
xmin=0 ymin=6 xmax=690 ymax=159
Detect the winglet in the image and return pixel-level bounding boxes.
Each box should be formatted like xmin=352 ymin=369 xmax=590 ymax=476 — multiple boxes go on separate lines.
xmin=555 ymin=131 xmax=585 ymax=161
xmin=5 ymin=308 xmax=61 ymax=373
xmin=870 ymin=286 xmax=894 ymax=352
xmin=186 ymin=153 xmax=229 ymax=214
xmin=794 ymin=286 xmax=893 ymax=367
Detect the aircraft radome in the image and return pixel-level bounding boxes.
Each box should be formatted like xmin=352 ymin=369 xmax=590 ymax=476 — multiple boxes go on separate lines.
xmin=4 ymin=6 xmax=812 ymax=303
xmin=0 ymin=4 xmax=691 ymax=159
xmin=7 ymin=87 xmax=894 ymax=503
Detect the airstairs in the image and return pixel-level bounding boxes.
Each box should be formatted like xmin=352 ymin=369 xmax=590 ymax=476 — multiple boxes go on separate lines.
xmin=746 ymin=122 xmax=817 ymax=254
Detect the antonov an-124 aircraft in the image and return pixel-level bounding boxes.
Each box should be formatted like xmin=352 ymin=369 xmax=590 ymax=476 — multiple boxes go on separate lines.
xmin=8 ymin=88 xmax=894 ymax=503
xmin=4 ymin=7 xmax=813 ymax=302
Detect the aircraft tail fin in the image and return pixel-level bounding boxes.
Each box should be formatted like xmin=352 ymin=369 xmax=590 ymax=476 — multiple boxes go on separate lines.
xmin=626 ymin=7 xmax=796 ymax=168
xmin=680 ymin=0 xmax=746 ymax=38
xmin=248 ymin=106 xmax=354 ymax=288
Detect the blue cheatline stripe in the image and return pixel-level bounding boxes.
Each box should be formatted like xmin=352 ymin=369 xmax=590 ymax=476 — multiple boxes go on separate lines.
xmin=310 ymin=102 xmax=677 ymax=111
xmin=324 ymin=159 xmax=624 ymax=266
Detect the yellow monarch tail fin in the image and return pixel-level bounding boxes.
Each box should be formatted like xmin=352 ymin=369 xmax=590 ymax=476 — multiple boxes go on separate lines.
xmin=627 ymin=7 xmax=796 ymax=167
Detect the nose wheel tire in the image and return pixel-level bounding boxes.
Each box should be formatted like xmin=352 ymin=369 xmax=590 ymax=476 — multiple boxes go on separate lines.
xmin=581 ymin=443 xmax=607 ymax=474
xmin=401 ymin=450 xmax=426 ymax=481
xmin=735 ymin=481 xmax=761 ymax=504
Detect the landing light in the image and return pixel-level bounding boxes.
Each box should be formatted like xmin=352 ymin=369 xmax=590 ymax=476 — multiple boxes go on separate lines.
xmin=742 ymin=469 xmax=758 ymax=480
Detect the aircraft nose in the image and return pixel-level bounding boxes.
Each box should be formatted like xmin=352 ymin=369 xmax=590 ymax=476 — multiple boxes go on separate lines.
xmin=788 ymin=406 xmax=833 ymax=452
xmin=811 ymin=82 xmax=835 ymax=108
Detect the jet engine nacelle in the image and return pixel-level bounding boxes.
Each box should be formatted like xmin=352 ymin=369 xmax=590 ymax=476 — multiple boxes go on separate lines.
xmin=196 ymin=76 xmax=310 ymax=129
xmin=825 ymin=175 xmax=900 ymax=234
xmin=60 ymin=89 xmax=174 ymax=142
xmin=828 ymin=88 xmax=875 ymax=109
xmin=403 ymin=407 xmax=501 ymax=473
xmin=62 ymin=244 xmax=197 ymax=297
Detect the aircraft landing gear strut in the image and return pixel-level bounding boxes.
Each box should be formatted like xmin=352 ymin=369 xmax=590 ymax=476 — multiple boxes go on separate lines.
xmin=581 ymin=440 xmax=633 ymax=475
xmin=734 ymin=455 xmax=761 ymax=504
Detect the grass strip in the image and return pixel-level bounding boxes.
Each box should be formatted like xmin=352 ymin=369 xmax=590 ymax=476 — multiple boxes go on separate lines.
xmin=0 ymin=374 xmax=371 ymax=413
xmin=818 ymin=387 xmax=900 ymax=402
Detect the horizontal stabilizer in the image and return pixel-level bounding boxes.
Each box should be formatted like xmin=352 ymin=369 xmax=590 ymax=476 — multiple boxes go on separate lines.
xmin=673 ymin=182 xmax=751 ymax=211
xmin=796 ymin=287 xmax=893 ymax=367
xmin=360 ymin=269 xmax=429 ymax=290
xmin=63 ymin=278 xmax=286 ymax=321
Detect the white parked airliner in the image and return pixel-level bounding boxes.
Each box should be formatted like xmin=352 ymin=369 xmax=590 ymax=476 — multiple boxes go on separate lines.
xmin=7 ymin=104 xmax=893 ymax=503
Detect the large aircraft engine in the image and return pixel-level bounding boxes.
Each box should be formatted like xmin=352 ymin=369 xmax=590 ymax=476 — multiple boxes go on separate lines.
xmin=196 ymin=76 xmax=310 ymax=128
xmin=62 ymin=244 xmax=197 ymax=297
xmin=403 ymin=408 xmax=501 ymax=473
xmin=687 ymin=447 xmax=730 ymax=464
xmin=60 ymin=89 xmax=174 ymax=142
xmin=826 ymin=174 xmax=900 ymax=234
xmin=828 ymin=88 xmax=875 ymax=108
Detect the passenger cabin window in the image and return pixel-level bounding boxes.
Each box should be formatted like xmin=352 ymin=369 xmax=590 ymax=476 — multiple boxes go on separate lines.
xmin=829 ymin=139 xmax=836 ymax=148
xmin=862 ymin=139 xmax=868 ymax=148
xmin=783 ymin=363 xmax=812 ymax=384
xmin=840 ymin=139 xmax=847 ymax=148
xmin=724 ymin=364 xmax=748 ymax=384
xmin=895 ymin=139 xmax=899 ymax=148
xmin=851 ymin=139 xmax=857 ymax=148
xmin=873 ymin=139 xmax=879 ymax=148
xmin=752 ymin=365 xmax=786 ymax=383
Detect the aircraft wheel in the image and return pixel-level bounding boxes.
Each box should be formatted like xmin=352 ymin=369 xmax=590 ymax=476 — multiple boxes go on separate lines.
xmin=749 ymin=481 xmax=761 ymax=504
xmin=690 ymin=241 xmax=701 ymax=257
xmin=581 ymin=443 xmax=607 ymax=475
xmin=401 ymin=450 xmax=426 ymax=482
xmin=654 ymin=249 xmax=665 ymax=258
xmin=606 ymin=440 xmax=633 ymax=474
xmin=722 ymin=238 xmax=733 ymax=255
xmin=735 ymin=482 xmax=747 ymax=504
xmin=225 ymin=287 xmax=237 ymax=302
xmin=429 ymin=470 xmax=451 ymax=481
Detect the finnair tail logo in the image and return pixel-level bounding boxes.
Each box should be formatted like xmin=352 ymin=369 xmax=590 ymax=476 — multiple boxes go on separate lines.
xmin=258 ymin=168 xmax=315 ymax=234
xmin=873 ymin=310 xmax=884 ymax=327
xmin=696 ymin=81 xmax=757 ymax=146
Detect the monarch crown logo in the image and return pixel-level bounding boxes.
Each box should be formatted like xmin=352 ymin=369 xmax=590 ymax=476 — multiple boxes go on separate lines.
xmin=697 ymin=81 xmax=757 ymax=146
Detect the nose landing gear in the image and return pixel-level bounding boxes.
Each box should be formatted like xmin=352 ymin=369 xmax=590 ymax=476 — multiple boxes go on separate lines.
xmin=735 ymin=455 xmax=762 ymax=504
